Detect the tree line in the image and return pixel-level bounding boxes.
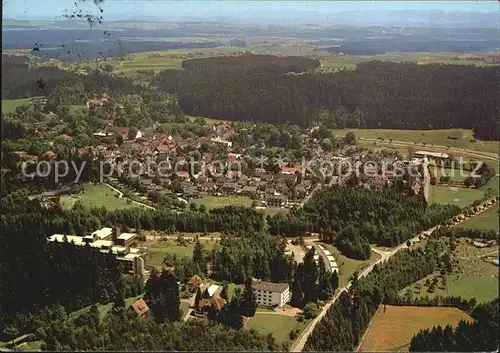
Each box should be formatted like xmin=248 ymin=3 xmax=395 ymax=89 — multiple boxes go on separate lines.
xmin=304 ymin=246 xmax=438 ymax=351
xmin=267 ymin=186 xmax=461 ymax=258
xmin=155 ymin=59 xmax=499 ymax=140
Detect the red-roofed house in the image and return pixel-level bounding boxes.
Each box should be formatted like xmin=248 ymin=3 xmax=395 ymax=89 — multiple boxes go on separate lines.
xmin=130 ymin=298 xmax=150 ymax=319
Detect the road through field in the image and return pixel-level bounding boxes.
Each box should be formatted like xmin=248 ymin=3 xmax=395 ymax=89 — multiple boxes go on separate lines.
xmin=290 ymin=198 xmax=498 ymax=352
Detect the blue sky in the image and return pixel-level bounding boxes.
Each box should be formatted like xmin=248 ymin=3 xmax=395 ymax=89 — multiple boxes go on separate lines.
xmin=4 ymin=0 xmax=499 ymax=20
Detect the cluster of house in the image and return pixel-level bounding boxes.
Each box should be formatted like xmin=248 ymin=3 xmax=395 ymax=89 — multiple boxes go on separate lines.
xmin=47 ymin=227 xmax=146 ymax=277
xmin=185 ymin=275 xmax=291 ymax=318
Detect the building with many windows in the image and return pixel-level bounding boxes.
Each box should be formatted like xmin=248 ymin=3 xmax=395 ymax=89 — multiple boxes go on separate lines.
xmin=252 ymin=281 xmax=290 ymax=308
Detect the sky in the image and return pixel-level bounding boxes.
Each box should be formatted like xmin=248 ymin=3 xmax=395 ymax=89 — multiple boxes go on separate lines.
xmin=3 ymin=0 xmax=499 ymax=20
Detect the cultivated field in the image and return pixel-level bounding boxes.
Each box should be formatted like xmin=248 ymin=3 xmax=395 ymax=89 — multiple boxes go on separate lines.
xmin=333 ymin=128 xmax=499 ymax=155
xmin=459 ymin=204 xmax=499 ymax=230
xmin=358 ymin=305 xmax=472 ymax=352
xmin=60 ymin=184 xmax=141 ymax=211
xmin=428 ymin=185 xmax=484 ymax=208
xmin=321 ymin=51 xmax=499 ymax=72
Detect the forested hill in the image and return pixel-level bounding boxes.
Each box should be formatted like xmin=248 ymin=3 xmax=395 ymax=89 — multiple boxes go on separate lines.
xmin=181 ymin=54 xmax=320 ymax=74
xmin=156 ymin=58 xmax=499 ymax=140
xmin=1 ymin=54 xmax=140 ymax=99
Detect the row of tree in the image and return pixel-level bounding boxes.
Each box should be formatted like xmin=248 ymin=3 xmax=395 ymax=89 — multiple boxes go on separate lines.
xmin=304 ymin=247 xmax=438 ymax=350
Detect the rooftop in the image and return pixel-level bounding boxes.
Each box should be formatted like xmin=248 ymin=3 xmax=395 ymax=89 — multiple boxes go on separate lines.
xmin=117 ymin=232 xmax=136 ymax=241
xmin=252 ymin=280 xmax=289 ymax=293
xmin=91 ymin=227 xmax=113 ymax=240
xmin=207 ymin=284 xmax=220 ymax=297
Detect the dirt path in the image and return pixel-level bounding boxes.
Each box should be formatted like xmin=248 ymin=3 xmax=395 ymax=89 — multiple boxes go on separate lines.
xmin=255 ymin=307 xmax=302 ymax=317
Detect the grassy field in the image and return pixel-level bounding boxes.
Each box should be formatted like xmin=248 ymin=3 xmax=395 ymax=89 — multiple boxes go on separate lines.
xmin=459 ymin=204 xmax=499 ymax=231
xmin=321 ymin=51 xmax=499 ymax=72
xmin=2 ymin=97 xmax=35 ymax=113
xmin=194 ymin=195 xmax=254 ymax=210
xmin=145 ymin=238 xmax=218 ymax=269
xmin=246 ymin=314 xmax=306 ymax=345
xmin=435 ymin=168 xmax=471 ymax=182
xmin=481 ymin=176 xmax=499 ymax=194
xmin=60 ymin=184 xmax=141 ymax=211
xmin=359 ymin=305 xmax=472 ymax=352
xmin=402 ymin=237 xmax=498 ymax=303
xmin=333 ymin=128 xmax=499 ymax=155
xmin=319 ymin=242 xmax=381 ymax=287
xmin=428 ymin=185 xmax=484 ymax=208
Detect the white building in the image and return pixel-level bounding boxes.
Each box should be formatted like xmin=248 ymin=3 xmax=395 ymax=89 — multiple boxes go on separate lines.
xmin=252 ymin=281 xmax=290 ymax=308
xmin=91 ymin=227 xmax=113 ymax=241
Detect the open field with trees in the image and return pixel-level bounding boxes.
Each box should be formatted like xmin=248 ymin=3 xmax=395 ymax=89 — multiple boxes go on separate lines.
xmin=60 ymin=184 xmax=141 ymax=211
xmin=144 ymin=237 xmax=218 ymax=269
xmin=400 ymin=236 xmax=499 ymax=303
xmin=459 ymin=204 xmax=499 ymax=230
xmin=358 ymin=305 xmax=472 ymax=352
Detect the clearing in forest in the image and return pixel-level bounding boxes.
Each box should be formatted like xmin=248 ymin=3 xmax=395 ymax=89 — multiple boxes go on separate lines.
xmin=359 ymin=305 xmax=472 ymax=352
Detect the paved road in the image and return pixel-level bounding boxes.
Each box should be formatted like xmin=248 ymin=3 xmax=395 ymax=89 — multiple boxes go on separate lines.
xmin=182 ymin=294 xmax=196 ymax=322
xmin=290 ymin=198 xmax=498 ymax=352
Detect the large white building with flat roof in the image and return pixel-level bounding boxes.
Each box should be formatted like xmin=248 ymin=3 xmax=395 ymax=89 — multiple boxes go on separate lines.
xmin=252 ymin=281 xmax=290 ymax=308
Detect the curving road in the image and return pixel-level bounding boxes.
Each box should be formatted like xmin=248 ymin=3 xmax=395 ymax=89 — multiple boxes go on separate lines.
xmin=290 ymin=197 xmax=498 ymax=352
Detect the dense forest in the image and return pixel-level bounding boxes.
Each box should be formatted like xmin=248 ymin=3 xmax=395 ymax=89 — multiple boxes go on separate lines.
xmin=1 ymin=54 xmax=140 ymax=99
xmin=409 ymin=299 xmax=499 ymax=352
xmin=0 ymin=188 xmax=265 ymax=335
xmin=267 ymin=186 xmax=461 ymax=256
xmin=155 ymin=58 xmax=499 ymax=140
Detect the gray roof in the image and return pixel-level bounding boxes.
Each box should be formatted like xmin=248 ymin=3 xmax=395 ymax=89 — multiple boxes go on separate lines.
xmin=252 ymin=281 xmax=289 ymax=293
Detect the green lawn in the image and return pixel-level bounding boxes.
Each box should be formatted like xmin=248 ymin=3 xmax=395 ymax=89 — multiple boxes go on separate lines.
xmin=319 ymin=243 xmax=381 ymax=287
xmin=332 ymin=128 xmax=499 ymax=155
xmin=180 ymin=301 xmax=190 ymax=317
xmin=436 ymin=168 xmax=471 ymax=182
xmin=60 ymin=183 xmax=142 ymax=211
xmin=2 ymin=97 xmax=36 ymax=113
xmin=146 ymin=238 xmax=217 ymax=269
xmin=459 ymin=204 xmax=499 ymax=231
xmin=429 ymin=185 xmax=484 ymax=208
xmin=246 ymin=314 xmax=306 ymax=345
xmin=194 ymin=195 xmax=253 ymax=210
xmin=69 ymin=295 xmax=143 ymax=322
xmin=481 ymin=176 xmax=499 ymax=194
xmin=210 ymin=281 xmax=244 ymax=300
